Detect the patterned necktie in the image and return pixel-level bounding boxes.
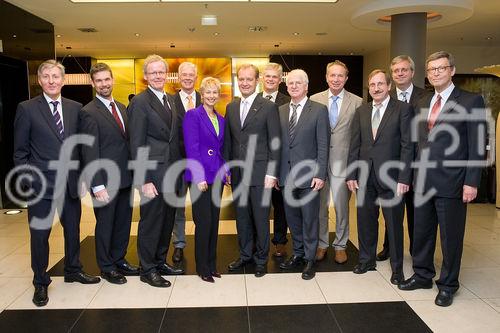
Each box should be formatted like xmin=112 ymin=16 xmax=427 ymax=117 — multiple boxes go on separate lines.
xmin=372 ymin=103 xmax=382 ymax=139
xmin=187 ymin=95 xmax=194 ymax=110
xmin=240 ymin=100 xmax=249 ymax=127
xmin=265 ymin=94 xmax=273 ymax=101
xmin=428 ymin=94 xmax=442 ymax=130
xmin=400 ymin=91 xmax=408 ymax=103
xmin=50 ymin=101 xmax=64 ymax=138
xmin=162 ymin=94 xmax=172 ymax=126
xmin=110 ymin=102 xmax=125 ymax=133
xmin=289 ymin=103 xmax=300 ymax=139
xmin=329 ymin=95 xmax=340 ymax=127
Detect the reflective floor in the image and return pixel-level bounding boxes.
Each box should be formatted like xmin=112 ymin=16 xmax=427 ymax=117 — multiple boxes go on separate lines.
xmin=1 ymin=193 xmax=500 ymax=332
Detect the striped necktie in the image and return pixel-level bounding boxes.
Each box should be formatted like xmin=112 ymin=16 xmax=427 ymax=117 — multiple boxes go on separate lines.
xmin=289 ymin=103 xmax=299 ymax=139
xmin=50 ymin=101 xmax=64 ymax=138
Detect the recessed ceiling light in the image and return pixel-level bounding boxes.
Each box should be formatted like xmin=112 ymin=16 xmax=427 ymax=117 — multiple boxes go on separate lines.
xmin=213 ymin=32 xmax=220 ymax=36
xmin=4 ymin=210 xmax=22 ymax=215
xmin=12 ymin=34 xmax=17 ymax=38
xmin=293 ymin=32 xmax=299 ymax=36
xmin=486 ymin=36 xmax=493 ymax=40
xmin=134 ymin=33 xmax=140 ymax=37
xmin=188 ymin=27 xmax=196 ymax=33
xmin=56 ymin=34 xmax=62 ymax=38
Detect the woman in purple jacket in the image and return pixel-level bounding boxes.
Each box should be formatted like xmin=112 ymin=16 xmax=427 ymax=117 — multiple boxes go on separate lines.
xmin=183 ymin=77 xmax=230 ymax=283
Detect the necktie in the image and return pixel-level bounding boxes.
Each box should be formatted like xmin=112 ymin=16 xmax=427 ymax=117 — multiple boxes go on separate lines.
xmin=162 ymin=94 xmax=172 ymax=127
xmin=428 ymin=94 xmax=442 ymax=130
xmin=289 ymin=103 xmax=300 ymax=140
xmin=187 ymin=95 xmax=194 ymax=110
xmin=50 ymin=101 xmax=64 ymax=138
xmin=372 ymin=103 xmax=382 ymax=139
xmin=110 ymin=102 xmax=125 ymax=133
xmin=400 ymin=91 xmax=408 ymax=103
xmin=240 ymin=100 xmax=249 ymax=127
xmin=329 ymin=95 xmax=340 ymax=128
xmin=265 ymin=95 xmax=273 ymax=101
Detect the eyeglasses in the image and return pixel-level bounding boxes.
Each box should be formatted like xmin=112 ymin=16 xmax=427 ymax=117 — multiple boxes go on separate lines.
xmin=426 ymin=66 xmax=452 ymax=74
xmin=147 ymin=71 xmax=166 ymax=77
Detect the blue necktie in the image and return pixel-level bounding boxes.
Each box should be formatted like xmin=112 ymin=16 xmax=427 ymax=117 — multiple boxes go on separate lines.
xmin=329 ymin=95 xmax=339 ymax=127
xmin=50 ymin=101 xmax=64 ymax=138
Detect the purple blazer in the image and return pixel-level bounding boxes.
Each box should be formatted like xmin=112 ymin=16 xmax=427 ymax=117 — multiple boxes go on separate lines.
xmin=183 ymin=105 xmax=228 ymax=184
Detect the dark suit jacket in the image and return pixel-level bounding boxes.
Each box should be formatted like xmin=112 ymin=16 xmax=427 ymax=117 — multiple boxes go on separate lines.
xmin=174 ymin=90 xmax=201 ymax=158
xmin=390 ymin=85 xmax=428 ymax=109
xmin=414 ymin=86 xmax=486 ymax=198
xmin=13 ymin=94 xmax=82 ymax=199
xmin=79 ymin=97 xmax=132 ymax=191
xmin=223 ymin=94 xmax=281 ymax=186
xmin=183 ymin=105 xmax=227 ymax=184
xmin=347 ymin=97 xmax=413 ymax=190
xmin=257 ymin=91 xmax=291 ymax=107
xmin=278 ymin=99 xmax=330 ymax=189
xmin=127 ymin=88 xmax=183 ymax=191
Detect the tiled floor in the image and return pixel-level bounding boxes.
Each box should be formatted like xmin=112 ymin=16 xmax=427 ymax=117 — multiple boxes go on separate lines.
xmin=0 ymin=196 xmax=500 ymax=332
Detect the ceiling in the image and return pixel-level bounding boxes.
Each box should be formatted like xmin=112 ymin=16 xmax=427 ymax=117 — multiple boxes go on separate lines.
xmin=5 ymin=0 xmax=500 ymax=59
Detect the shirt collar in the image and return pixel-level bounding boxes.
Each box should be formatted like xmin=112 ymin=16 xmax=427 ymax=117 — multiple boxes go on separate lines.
xmin=328 ymin=88 xmax=345 ymax=101
xmin=43 ymin=92 xmax=62 ymax=105
xmin=96 ymin=94 xmax=115 ymax=108
xmin=396 ymin=83 xmax=414 ymax=99
xmin=179 ymin=89 xmax=196 ymax=100
xmin=434 ymin=83 xmax=455 ymax=102
xmin=291 ymin=96 xmax=308 ymax=108
xmin=148 ymin=86 xmax=166 ymax=102
xmin=372 ymin=95 xmax=390 ymax=109
xmin=263 ymin=90 xmax=278 ymax=100
xmin=241 ymin=91 xmax=258 ymax=106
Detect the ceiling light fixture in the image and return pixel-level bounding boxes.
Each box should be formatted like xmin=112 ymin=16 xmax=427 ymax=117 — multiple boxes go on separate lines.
xmin=293 ymin=32 xmax=300 ymax=36
xmin=201 ymin=15 xmax=217 ymax=26
xmin=56 ymin=34 xmax=62 ymax=38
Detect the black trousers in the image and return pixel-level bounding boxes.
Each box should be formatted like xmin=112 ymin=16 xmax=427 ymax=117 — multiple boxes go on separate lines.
xmin=137 ymin=192 xmax=176 ymax=275
xmin=233 ymin=185 xmax=272 ymax=265
xmin=190 ymin=183 xmax=222 ymax=276
xmin=271 ymin=188 xmax=288 ymax=245
xmin=412 ymin=196 xmax=466 ymax=293
xmin=93 ymin=187 xmax=133 ymax=272
xmin=381 ymin=189 xmax=414 ymax=254
xmin=28 ymin=191 xmax=82 ymax=286
xmin=283 ymin=187 xmax=320 ymax=262
xmin=357 ymin=171 xmax=404 ymax=273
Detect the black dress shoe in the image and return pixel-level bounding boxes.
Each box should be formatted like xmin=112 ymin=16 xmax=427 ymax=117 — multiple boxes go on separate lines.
xmin=172 ymin=248 xmax=183 ymax=263
xmin=158 ymin=263 xmax=185 ymax=275
xmin=64 ymin=271 xmax=101 ymax=284
xmin=390 ymin=271 xmax=404 ymax=285
xmin=211 ymin=271 xmax=222 ymax=278
xmin=140 ymin=272 xmax=171 ymax=288
xmin=255 ymin=265 xmax=267 ymax=277
xmin=199 ymin=275 xmax=215 ymax=283
xmin=279 ymin=255 xmax=305 ymax=270
xmin=101 ymin=271 xmax=127 ymax=284
xmin=228 ymin=258 xmax=249 ymax=271
xmin=353 ymin=262 xmax=376 ymax=274
xmin=435 ymin=290 xmax=454 ymax=307
xmin=116 ymin=262 xmax=140 ymax=276
xmin=32 ymin=285 xmax=48 ymax=307
xmin=301 ymin=261 xmax=315 ymax=280
xmin=398 ymin=276 xmax=433 ymax=290
xmin=376 ymin=248 xmax=390 ymax=261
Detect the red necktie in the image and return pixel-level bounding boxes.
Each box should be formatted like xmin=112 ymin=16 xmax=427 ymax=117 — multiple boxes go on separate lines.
xmin=427 ymin=94 xmax=441 ymax=130
xmin=110 ymin=102 xmax=125 ymax=133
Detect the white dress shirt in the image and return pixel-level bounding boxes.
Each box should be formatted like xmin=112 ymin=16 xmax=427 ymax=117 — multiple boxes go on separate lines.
xmin=179 ymin=89 xmax=197 ymax=111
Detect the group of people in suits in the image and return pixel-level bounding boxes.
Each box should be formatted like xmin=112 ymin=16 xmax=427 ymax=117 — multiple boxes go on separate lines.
xmin=13 ymin=50 xmax=485 ymax=308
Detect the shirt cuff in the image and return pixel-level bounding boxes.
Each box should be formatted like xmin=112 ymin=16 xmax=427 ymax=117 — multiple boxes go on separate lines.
xmin=92 ymin=185 xmax=106 ymax=194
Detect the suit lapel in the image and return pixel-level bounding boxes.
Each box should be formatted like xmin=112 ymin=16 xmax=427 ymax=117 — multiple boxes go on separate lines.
xmin=242 ymin=95 xmax=262 ymax=129
xmin=146 ymin=89 xmax=170 ymax=126
xmin=95 ymin=98 xmax=126 ymax=137
xmin=167 ymin=94 xmax=176 ymax=142
xmin=335 ymin=92 xmax=351 ymax=130
xmin=374 ymin=98 xmax=396 ymax=141
xmin=199 ymin=107 xmax=218 ymax=139
xmin=38 ymin=95 xmax=63 ymax=142
xmin=433 ymin=87 xmax=460 ymax=127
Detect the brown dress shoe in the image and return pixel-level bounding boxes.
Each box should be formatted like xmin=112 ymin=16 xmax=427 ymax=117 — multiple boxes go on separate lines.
xmin=315 ymin=248 xmax=327 ymax=261
xmin=334 ymin=249 xmax=348 ymax=264
xmin=273 ymin=244 xmax=287 ymax=257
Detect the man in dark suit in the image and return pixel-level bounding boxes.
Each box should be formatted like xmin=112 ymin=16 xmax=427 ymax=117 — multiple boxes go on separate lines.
xmin=377 ymin=55 xmax=428 ymax=261
xmin=79 ymin=62 xmax=139 ymax=285
xmin=171 ymin=61 xmax=202 ymax=263
xmin=128 ymin=54 xmax=184 ymax=288
xmin=224 ymin=63 xmax=281 ymax=277
xmin=258 ymin=62 xmax=291 ymax=258
xmin=278 ymin=69 xmax=330 ymax=280
xmin=346 ymin=69 xmax=413 ymax=285
xmin=399 ymin=51 xmax=486 ymax=307
xmin=13 ymin=60 xmax=100 ymax=307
